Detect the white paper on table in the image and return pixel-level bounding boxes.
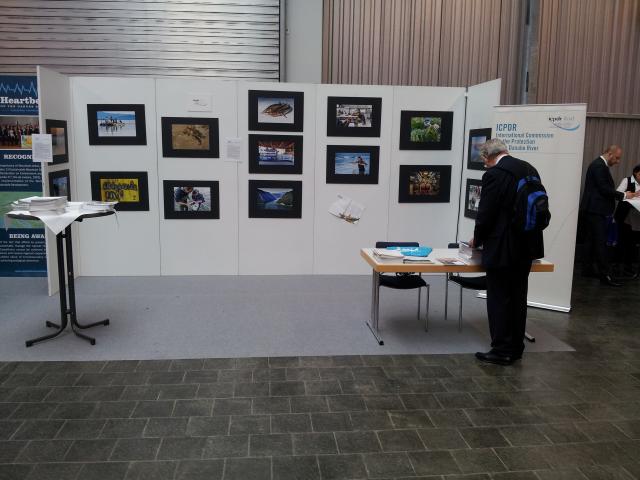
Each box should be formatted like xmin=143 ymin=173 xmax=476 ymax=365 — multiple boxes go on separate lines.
xmin=328 ymin=194 xmax=365 ymax=224
xmin=5 ymin=203 xmax=116 ymax=235
xmin=625 ymin=198 xmax=640 ymax=212
xmin=31 ymin=134 xmax=53 ymax=163
xmin=186 ymin=93 xmax=212 ymax=112
xmin=225 ymin=137 xmax=242 ymax=162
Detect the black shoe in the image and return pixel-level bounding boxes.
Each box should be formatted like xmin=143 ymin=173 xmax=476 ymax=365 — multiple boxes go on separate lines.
xmin=600 ymin=275 xmax=623 ymax=287
xmin=475 ymin=351 xmax=518 ymax=366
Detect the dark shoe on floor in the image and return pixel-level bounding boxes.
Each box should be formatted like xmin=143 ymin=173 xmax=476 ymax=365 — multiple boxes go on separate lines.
xmin=600 ymin=275 xmax=623 ymax=287
xmin=475 ymin=351 xmax=518 ymax=366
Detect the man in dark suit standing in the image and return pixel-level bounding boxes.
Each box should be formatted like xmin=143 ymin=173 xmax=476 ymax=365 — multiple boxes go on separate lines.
xmin=470 ymin=139 xmax=545 ymax=366
xmin=580 ymin=145 xmax=637 ymax=286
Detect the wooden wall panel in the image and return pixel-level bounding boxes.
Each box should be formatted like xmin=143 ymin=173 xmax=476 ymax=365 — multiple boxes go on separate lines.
xmin=0 ymin=0 xmax=280 ymax=80
xmin=322 ymin=0 xmax=525 ymax=103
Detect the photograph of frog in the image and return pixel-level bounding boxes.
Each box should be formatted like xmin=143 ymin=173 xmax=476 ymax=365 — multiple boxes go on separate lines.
xmin=161 ymin=117 xmax=219 ymax=158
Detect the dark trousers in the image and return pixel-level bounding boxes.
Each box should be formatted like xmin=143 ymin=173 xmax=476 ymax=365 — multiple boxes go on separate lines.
xmin=616 ymin=222 xmax=639 ymax=268
xmin=583 ymin=212 xmax=610 ymax=276
xmin=485 ymin=262 xmax=532 ymax=357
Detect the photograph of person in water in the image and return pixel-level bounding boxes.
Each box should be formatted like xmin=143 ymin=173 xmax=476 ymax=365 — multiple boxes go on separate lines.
xmin=161 ymin=117 xmax=219 ymax=158
xmin=326 ymin=145 xmax=379 ymax=184
xmin=248 ymin=90 xmax=304 ymax=132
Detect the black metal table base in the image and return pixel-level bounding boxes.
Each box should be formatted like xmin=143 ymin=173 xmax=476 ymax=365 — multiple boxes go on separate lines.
xmin=25 ymin=220 xmax=110 ymax=347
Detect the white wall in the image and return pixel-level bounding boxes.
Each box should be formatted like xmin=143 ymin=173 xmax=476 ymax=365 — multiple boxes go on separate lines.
xmin=72 ymin=77 xmax=161 ymax=276
xmin=387 ymin=86 xmax=467 ymax=252
xmin=237 ymin=82 xmax=316 ymax=274
xmin=457 ymin=79 xmax=502 ymax=242
xmin=313 ymin=84 xmax=394 ymax=274
xmin=156 ymin=79 xmax=239 ymax=275
xmin=284 ymin=0 xmax=322 ymax=83
xmin=37 ymin=66 xmax=76 ymax=295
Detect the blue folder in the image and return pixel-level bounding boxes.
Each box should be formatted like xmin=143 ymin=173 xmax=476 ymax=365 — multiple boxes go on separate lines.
xmin=386 ymin=246 xmax=432 ymax=257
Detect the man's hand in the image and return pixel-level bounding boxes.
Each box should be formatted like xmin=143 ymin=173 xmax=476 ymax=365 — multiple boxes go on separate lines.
xmin=624 ymin=191 xmax=638 ymax=199
xmin=469 ymin=238 xmax=476 ymax=248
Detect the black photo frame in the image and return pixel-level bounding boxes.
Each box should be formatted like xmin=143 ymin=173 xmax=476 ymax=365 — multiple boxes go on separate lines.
xmin=161 ymin=117 xmax=219 ymax=158
xmin=327 ymin=96 xmax=382 ymax=137
xmin=248 ymin=134 xmax=303 ymax=174
xmin=248 ymin=90 xmax=304 ymax=132
xmin=467 ymin=128 xmax=492 ymax=170
xmin=464 ymin=178 xmax=483 ymax=219
xmin=90 ymin=171 xmax=149 ymax=211
xmin=48 ymin=169 xmax=71 ymax=201
xmin=87 ymin=104 xmax=147 ymax=146
xmin=248 ymin=180 xmax=302 ymax=219
xmin=399 ymin=110 xmax=453 ymax=150
xmin=163 ymin=180 xmax=220 ymax=219
xmin=326 ymin=145 xmax=379 ymax=184
xmin=45 ymin=119 xmax=69 ymax=164
xmin=398 ymin=165 xmax=452 ymax=203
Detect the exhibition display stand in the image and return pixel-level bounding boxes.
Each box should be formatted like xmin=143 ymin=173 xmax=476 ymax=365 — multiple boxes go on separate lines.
xmin=7 ymin=211 xmax=113 ymax=347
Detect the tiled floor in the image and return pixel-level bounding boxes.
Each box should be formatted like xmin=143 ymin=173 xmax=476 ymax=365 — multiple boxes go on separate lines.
xmin=0 ymin=275 xmax=639 ymax=480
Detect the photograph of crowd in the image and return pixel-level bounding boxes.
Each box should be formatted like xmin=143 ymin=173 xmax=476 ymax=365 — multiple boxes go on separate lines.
xmin=327 ymin=96 xmax=382 ymax=137
xmin=398 ymin=165 xmax=452 ymax=203
xmin=0 ymin=116 xmax=39 ymax=149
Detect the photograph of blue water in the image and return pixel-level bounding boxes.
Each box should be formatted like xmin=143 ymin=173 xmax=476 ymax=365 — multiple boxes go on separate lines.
xmin=97 ymin=111 xmax=137 ymax=137
xmin=334 ymin=152 xmax=371 ymax=175
xmin=256 ymin=188 xmax=294 ymax=210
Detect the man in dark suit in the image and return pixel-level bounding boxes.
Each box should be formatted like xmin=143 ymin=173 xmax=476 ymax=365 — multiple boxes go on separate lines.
xmin=470 ymin=139 xmax=545 ymax=366
xmin=580 ymin=145 xmax=637 ymax=286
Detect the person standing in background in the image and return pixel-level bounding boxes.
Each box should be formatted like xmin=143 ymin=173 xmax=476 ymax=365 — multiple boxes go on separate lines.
xmin=580 ymin=145 xmax=638 ymax=286
xmin=614 ymin=164 xmax=640 ymax=278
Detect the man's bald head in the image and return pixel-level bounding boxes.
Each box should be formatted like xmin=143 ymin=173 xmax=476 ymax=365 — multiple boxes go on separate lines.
xmin=603 ymin=145 xmax=623 ymax=167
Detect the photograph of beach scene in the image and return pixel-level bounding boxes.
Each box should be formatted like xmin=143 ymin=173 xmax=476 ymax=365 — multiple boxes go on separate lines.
xmin=256 ymin=187 xmax=294 ymax=211
xmin=97 ymin=111 xmax=137 ymax=137
xmin=257 ymin=139 xmax=295 ymax=166
xmin=171 ymin=124 xmax=210 ymax=150
xmin=257 ymin=97 xmax=295 ymax=124
xmin=335 ymin=104 xmax=373 ymax=128
xmin=334 ymin=151 xmax=371 ymax=175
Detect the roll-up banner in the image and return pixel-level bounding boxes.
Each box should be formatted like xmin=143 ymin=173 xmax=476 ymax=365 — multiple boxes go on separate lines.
xmin=493 ymin=104 xmax=587 ymax=312
xmin=0 ymin=75 xmax=46 ymax=277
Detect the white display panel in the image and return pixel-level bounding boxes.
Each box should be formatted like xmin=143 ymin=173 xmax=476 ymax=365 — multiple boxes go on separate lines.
xmin=155 ymin=79 xmax=239 ymax=275
xmin=386 ymin=86 xmax=467 ymax=252
xmin=493 ymin=104 xmax=587 ymax=312
xmin=37 ymin=66 xmax=76 ymax=294
xmin=313 ymin=84 xmax=394 ymax=274
xmin=237 ymin=82 xmax=316 ymax=274
xmin=72 ymin=77 xmax=160 ymax=276
xmin=457 ymin=79 xmax=502 ymax=243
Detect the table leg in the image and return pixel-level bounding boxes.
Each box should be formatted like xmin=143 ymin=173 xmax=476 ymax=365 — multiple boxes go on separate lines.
xmin=365 ymin=270 xmax=383 ymax=345
xmin=444 ymin=274 xmax=449 ymax=320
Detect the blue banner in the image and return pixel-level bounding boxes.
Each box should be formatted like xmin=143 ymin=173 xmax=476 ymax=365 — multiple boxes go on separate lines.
xmin=0 ymin=75 xmax=45 ymax=277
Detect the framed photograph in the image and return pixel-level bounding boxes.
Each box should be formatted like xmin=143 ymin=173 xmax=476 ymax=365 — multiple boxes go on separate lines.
xmin=467 ymin=128 xmax=492 ymax=170
xmin=248 ymin=180 xmax=302 ymax=219
xmin=464 ymin=178 xmax=483 ymax=218
xmin=327 ymin=96 xmax=382 ymax=137
xmin=87 ymin=104 xmax=146 ymax=146
xmin=48 ymin=169 xmax=71 ymax=201
xmin=399 ymin=111 xmax=453 ymax=150
xmin=161 ymin=117 xmax=219 ymax=158
xmin=398 ymin=165 xmax=452 ymax=203
xmin=90 ymin=171 xmax=149 ymax=211
xmin=45 ymin=119 xmax=69 ymax=164
xmin=248 ymin=90 xmax=304 ymax=132
xmin=163 ymin=180 xmax=219 ymax=219
xmin=0 ymin=115 xmax=39 ymax=149
xmin=326 ymin=145 xmax=379 ymax=184
xmin=248 ymin=134 xmax=303 ymax=174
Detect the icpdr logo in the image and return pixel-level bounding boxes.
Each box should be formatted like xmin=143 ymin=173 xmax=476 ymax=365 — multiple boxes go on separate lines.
xmin=548 ymin=114 xmax=580 ymax=131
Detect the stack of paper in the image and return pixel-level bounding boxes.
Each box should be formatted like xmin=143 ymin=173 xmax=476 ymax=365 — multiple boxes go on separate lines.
xmin=82 ymin=201 xmax=118 ymax=212
xmin=12 ymin=196 xmax=67 ymax=214
xmin=458 ymin=241 xmax=482 ymax=262
xmin=372 ymin=248 xmax=404 ymax=259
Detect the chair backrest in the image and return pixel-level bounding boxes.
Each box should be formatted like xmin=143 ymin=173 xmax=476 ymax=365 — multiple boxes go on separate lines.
xmin=376 ymin=241 xmax=419 ymax=248
xmin=448 ymin=242 xmax=459 ymax=248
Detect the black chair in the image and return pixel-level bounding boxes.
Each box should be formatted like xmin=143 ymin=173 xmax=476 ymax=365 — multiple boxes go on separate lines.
xmin=445 ymin=242 xmax=486 ymax=332
xmin=375 ymin=241 xmax=430 ymax=331
xmin=444 ymin=242 xmax=536 ymax=342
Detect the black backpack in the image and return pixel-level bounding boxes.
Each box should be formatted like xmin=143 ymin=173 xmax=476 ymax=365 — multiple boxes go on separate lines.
xmin=497 ymin=163 xmax=551 ymax=233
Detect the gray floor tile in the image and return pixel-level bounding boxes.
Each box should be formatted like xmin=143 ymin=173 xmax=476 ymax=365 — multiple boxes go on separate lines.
xmin=24 ymin=463 xmax=82 ymax=480
xmin=12 ymin=420 xmax=64 ymax=440
xmin=292 ymin=432 xmax=337 ymax=455
xmin=409 ymin=450 xmax=462 ymax=475
xmin=378 ymin=429 xmax=425 ymax=451
xmin=64 ymin=438 xmax=116 ymax=461
xmin=310 ymin=412 xmax=352 ymax=432
xmin=452 ymin=448 xmax=507 ymax=474
xmin=335 ymin=430 xmax=380 ymax=453
xmin=202 ymin=435 xmax=248 ymax=458
xmin=364 ymin=451 xmax=414 ymax=477
xmin=185 ymin=416 xmax=228 ymax=437
xmin=249 ymin=434 xmax=293 ymax=456
xmin=100 ymin=419 xmax=147 ymax=438
xmin=110 ymin=438 xmax=161 ymax=461
xmin=77 ymin=462 xmax=130 ymax=480
xmin=271 ymin=413 xmax=312 ymax=433
xmin=157 ymin=436 xmax=206 ymax=460
xmin=17 ymin=439 xmax=73 ymax=463
xmin=318 ymin=454 xmax=368 ymax=480
xmin=418 ymin=428 xmax=469 ymax=450
xmin=500 ymin=426 xmax=550 ymax=446
xmin=230 ymin=415 xmax=270 ymax=435
xmin=174 ymin=459 xmax=223 ymax=480
xmin=459 ymin=427 xmax=510 ymax=448
xmin=0 ymin=464 xmax=32 ymax=480
xmin=125 ymin=460 xmax=177 ymax=480
xmin=223 ymin=458 xmax=270 ymax=480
